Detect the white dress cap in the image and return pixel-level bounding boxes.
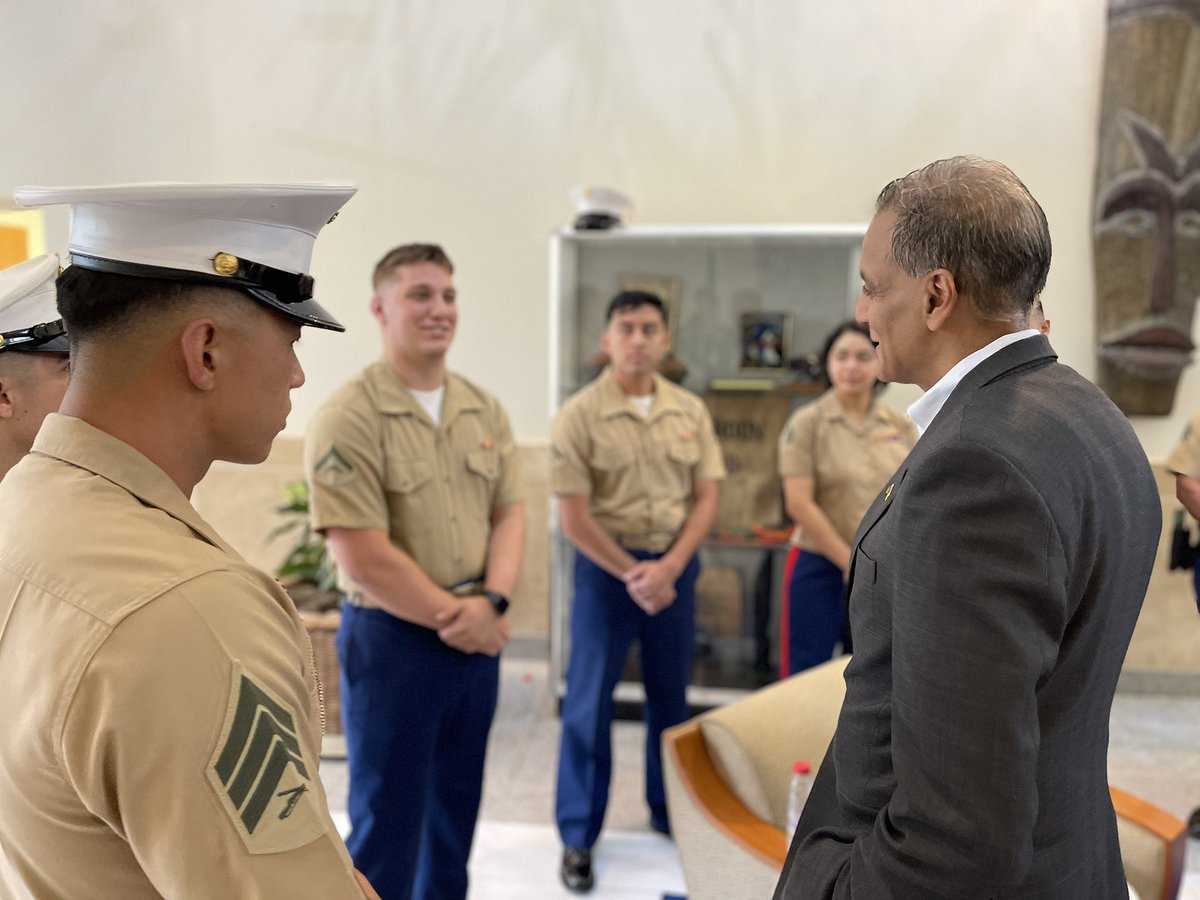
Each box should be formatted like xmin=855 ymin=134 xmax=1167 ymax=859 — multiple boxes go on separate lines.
xmin=13 ymin=183 xmax=356 ymax=332
xmin=569 ymin=185 xmax=634 ymax=230
xmin=0 ymin=254 xmax=67 ymax=354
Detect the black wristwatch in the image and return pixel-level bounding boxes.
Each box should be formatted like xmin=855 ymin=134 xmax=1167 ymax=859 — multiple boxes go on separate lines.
xmin=484 ymin=590 xmax=510 ymax=617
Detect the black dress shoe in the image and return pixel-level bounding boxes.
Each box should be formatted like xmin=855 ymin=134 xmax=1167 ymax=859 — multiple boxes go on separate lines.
xmin=560 ymin=847 xmax=594 ymax=893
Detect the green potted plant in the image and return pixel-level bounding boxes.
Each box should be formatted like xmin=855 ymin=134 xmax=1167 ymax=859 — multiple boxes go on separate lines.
xmin=270 ymin=480 xmax=340 ymax=613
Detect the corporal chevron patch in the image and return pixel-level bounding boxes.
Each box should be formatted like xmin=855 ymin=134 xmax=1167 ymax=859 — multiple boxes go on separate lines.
xmin=313 ymin=444 xmax=354 ymax=486
xmin=208 ymin=670 xmax=327 ymax=854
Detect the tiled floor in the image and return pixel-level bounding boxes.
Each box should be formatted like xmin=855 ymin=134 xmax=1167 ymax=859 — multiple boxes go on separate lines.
xmin=321 ymin=658 xmax=1200 ymax=899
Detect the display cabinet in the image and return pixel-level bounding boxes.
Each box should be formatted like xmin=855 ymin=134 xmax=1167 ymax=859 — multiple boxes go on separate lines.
xmin=548 ymin=223 xmax=866 ymax=712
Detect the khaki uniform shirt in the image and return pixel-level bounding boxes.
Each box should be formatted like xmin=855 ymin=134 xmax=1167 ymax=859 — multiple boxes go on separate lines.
xmin=550 ymin=368 xmax=726 ymax=550
xmin=1167 ymin=413 xmax=1200 ymax=480
xmin=0 ymin=415 xmax=361 ymax=900
xmin=778 ymin=390 xmax=917 ymax=551
xmin=305 ymin=363 xmax=523 ymax=601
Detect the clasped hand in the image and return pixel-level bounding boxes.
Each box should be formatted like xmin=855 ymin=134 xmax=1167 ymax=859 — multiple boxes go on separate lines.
xmin=623 ymin=560 xmax=678 ymax=615
xmin=435 ymin=596 xmax=510 ymax=655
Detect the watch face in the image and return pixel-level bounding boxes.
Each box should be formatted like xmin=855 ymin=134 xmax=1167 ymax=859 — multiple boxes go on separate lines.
xmin=486 ymin=591 xmax=510 ymax=616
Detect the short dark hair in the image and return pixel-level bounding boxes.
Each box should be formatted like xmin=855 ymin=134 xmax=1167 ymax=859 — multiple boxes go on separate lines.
xmin=373 ymin=243 xmax=454 ymax=288
xmin=820 ymin=319 xmax=881 ymax=390
xmin=55 ymin=265 xmax=192 ymax=346
xmin=605 ymin=290 xmax=665 ymax=323
xmin=875 ymin=156 xmax=1051 ymax=322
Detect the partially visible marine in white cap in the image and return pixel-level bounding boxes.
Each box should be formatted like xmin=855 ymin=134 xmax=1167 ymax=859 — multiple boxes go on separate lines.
xmin=16 ymin=182 xmax=354 ymax=331
xmin=0 ymin=182 xmax=380 ymax=900
xmin=0 ymin=253 xmax=69 ymax=480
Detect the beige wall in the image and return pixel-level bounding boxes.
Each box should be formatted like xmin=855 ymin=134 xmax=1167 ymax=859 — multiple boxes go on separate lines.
xmin=2 ymin=0 xmax=1198 ymax=458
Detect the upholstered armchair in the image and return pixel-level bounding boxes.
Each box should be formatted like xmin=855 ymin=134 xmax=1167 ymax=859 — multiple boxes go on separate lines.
xmin=663 ymin=657 xmax=1187 ymax=900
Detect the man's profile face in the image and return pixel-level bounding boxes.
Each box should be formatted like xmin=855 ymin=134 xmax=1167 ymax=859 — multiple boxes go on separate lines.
xmin=855 ymin=211 xmax=929 ymax=386
xmin=211 ymin=301 xmax=305 ymax=465
xmin=600 ymin=304 xmax=669 ymax=380
xmin=0 ymin=352 xmax=69 ymax=459
xmin=371 ymin=262 xmax=457 ymax=363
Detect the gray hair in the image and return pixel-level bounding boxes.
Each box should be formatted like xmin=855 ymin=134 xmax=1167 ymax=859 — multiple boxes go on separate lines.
xmin=875 ymin=156 xmax=1051 ymax=323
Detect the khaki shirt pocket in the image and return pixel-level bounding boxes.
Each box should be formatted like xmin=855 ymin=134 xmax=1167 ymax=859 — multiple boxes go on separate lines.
xmin=588 ymin=444 xmax=636 ymax=523
xmin=466 ymin=449 xmax=500 ymax=482
xmin=666 ymin=440 xmax=702 ymax=468
xmin=384 ymin=458 xmax=435 ymax=548
xmin=386 ymin=458 xmax=433 ymax=495
xmin=465 ymin=448 xmax=501 ymax=510
xmin=592 ymin=443 xmax=635 ymax=472
xmin=654 ymin=440 xmax=700 ymax=515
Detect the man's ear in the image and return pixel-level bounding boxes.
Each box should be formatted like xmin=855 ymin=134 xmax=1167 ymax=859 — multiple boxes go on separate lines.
xmin=369 ymin=293 xmax=385 ymax=325
xmin=180 ymin=319 xmax=220 ymax=391
xmin=925 ymin=269 xmax=959 ymax=333
xmin=0 ymin=375 xmax=13 ymax=420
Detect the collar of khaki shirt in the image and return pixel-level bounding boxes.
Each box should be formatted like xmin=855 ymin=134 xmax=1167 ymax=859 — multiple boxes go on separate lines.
xmin=366 ymin=361 xmax=484 ymax=427
xmin=813 ymin=389 xmax=893 ymax=432
xmin=596 ymin=366 xmax=686 ymax=422
xmin=31 ymin=413 xmax=235 ymax=554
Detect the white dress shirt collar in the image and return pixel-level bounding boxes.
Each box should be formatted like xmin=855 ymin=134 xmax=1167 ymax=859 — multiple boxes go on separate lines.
xmin=907 ymin=330 xmax=1040 ymax=434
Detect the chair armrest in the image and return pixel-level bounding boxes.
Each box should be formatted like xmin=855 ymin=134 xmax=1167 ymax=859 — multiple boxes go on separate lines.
xmin=1110 ymin=786 xmax=1187 ymax=900
xmin=664 ymin=720 xmax=788 ymax=868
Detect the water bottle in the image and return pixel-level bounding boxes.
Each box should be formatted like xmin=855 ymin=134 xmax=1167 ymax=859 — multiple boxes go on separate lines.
xmin=786 ymin=760 xmax=813 ymax=835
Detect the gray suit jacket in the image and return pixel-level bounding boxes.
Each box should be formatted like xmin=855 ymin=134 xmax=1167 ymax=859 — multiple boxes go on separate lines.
xmin=774 ymin=336 xmax=1160 ymax=900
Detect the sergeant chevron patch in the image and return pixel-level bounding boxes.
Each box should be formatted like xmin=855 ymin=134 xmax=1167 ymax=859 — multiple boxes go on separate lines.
xmin=208 ymin=669 xmax=327 ymax=853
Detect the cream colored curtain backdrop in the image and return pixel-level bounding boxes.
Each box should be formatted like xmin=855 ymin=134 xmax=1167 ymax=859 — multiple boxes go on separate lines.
xmin=1 ymin=0 xmax=1195 ymax=455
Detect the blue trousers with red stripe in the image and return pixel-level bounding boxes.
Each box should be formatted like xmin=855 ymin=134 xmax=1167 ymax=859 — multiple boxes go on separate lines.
xmin=781 ymin=548 xmax=845 ymax=676
xmin=338 ymin=605 xmax=499 ymax=900
xmin=555 ymin=550 xmax=699 ymax=849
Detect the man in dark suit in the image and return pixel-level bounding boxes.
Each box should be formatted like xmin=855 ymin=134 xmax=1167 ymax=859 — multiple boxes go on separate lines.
xmin=775 ymin=156 xmax=1160 ymax=899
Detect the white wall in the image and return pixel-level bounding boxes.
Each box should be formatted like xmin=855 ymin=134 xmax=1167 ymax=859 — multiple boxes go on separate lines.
xmin=2 ymin=0 xmax=1195 ymax=457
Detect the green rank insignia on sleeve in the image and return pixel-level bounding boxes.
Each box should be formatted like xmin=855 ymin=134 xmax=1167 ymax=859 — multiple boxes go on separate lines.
xmin=208 ymin=669 xmax=328 ymax=854
xmin=313 ymin=445 xmax=355 ymax=486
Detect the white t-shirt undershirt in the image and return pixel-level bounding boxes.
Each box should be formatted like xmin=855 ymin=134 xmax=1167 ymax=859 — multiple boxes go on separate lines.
xmin=409 ymin=384 xmax=445 ymax=426
xmin=629 ymin=394 xmax=654 ymax=418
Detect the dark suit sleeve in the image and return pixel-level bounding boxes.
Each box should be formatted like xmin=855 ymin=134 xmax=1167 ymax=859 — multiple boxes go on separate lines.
xmin=784 ymin=440 xmax=1068 ymax=899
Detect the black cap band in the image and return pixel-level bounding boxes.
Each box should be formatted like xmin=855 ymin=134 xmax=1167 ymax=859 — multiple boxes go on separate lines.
xmin=68 ymin=253 xmax=344 ymax=332
xmin=0 ymin=319 xmax=68 ymax=353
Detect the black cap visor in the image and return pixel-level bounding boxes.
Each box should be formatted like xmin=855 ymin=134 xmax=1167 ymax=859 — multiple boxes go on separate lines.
xmin=0 ymin=320 xmax=69 ymax=353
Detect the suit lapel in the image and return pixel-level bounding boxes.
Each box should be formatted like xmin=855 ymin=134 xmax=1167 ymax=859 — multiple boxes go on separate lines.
xmin=843 ymin=466 xmax=907 ymax=592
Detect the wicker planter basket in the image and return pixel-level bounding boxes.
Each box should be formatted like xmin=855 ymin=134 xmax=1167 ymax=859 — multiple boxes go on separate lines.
xmin=299 ymin=611 xmax=343 ymax=736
